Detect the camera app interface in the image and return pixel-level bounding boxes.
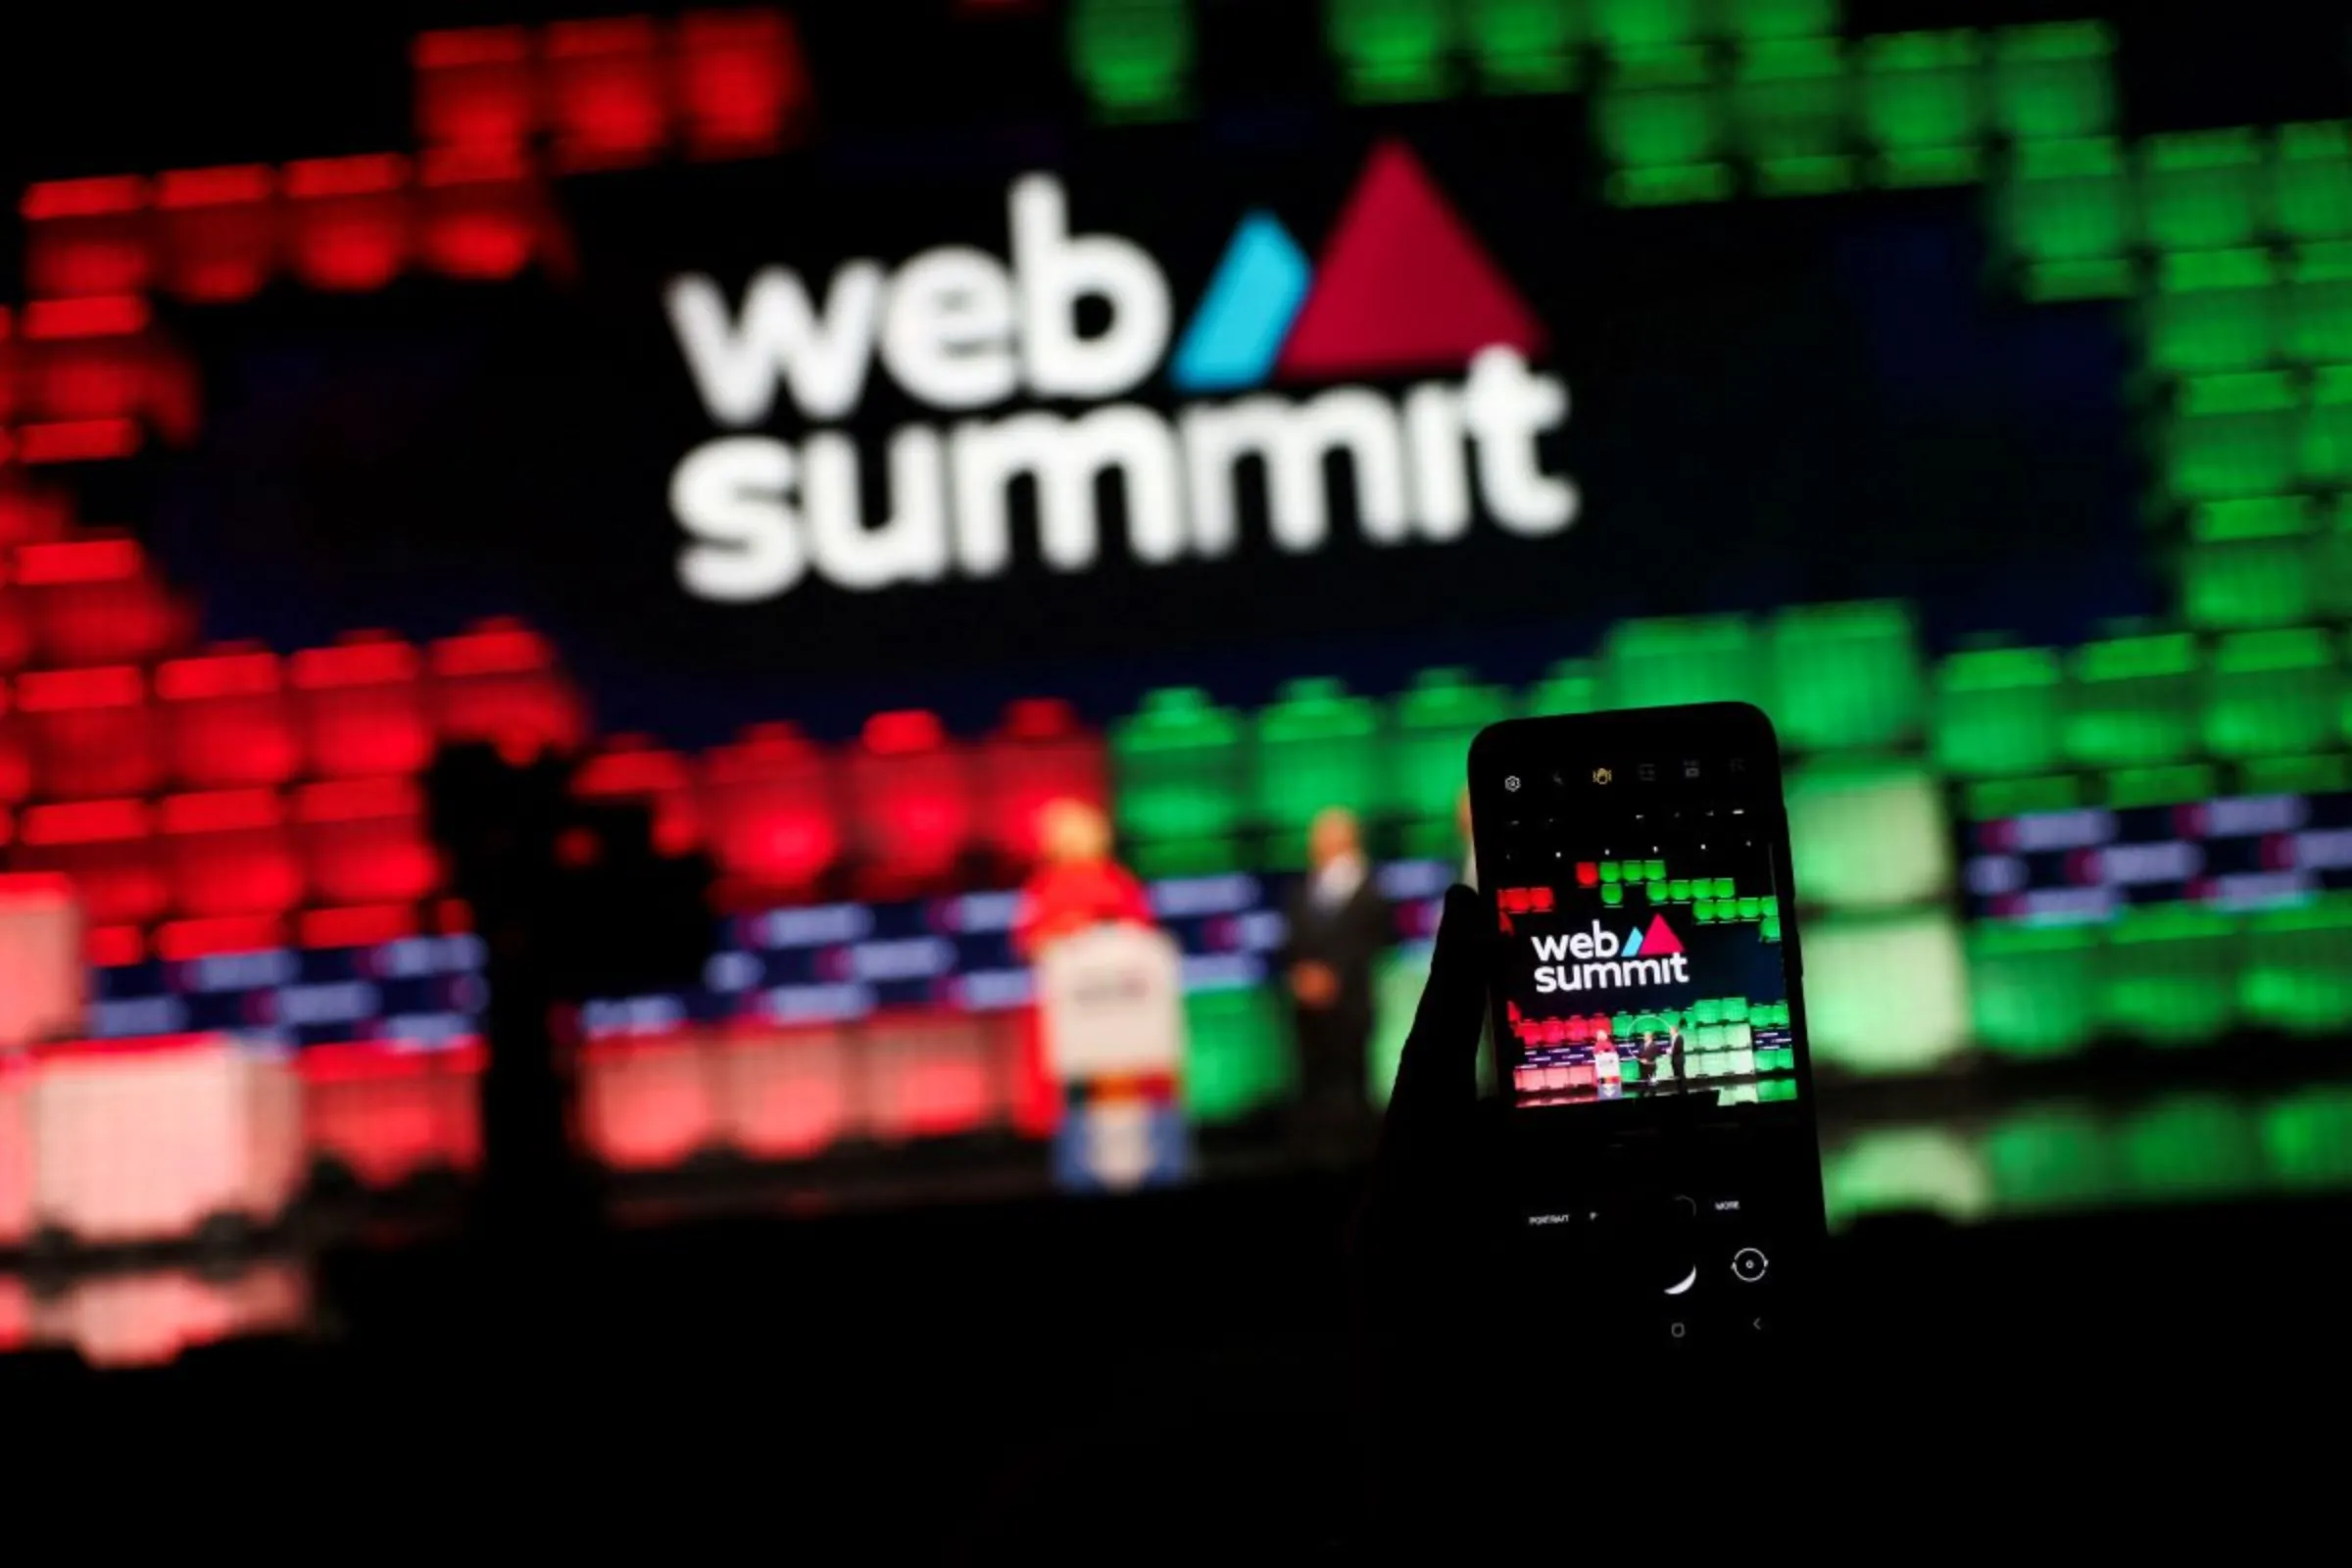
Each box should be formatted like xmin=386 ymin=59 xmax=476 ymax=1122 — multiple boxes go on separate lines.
xmin=1494 ymin=821 xmax=1798 ymax=1110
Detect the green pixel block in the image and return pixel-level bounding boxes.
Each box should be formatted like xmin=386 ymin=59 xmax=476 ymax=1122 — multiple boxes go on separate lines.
xmin=2099 ymin=904 xmax=2240 ymax=1046
xmin=2238 ymin=752 xmax=2351 ymax=794
xmin=2144 ymin=248 xmax=2278 ymax=376
xmin=2183 ymin=498 xmax=2319 ymax=629
xmin=1526 ymin=658 xmax=1603 ymax=718
xmin=2020 ymin=256 xmax=2138 ymax=302
xmin=1592 ymin=0 xmax=1699 ymax=53
xmin=1718 ymin=0 xmax=1838 ymax=42
xmin=1369 ymin=946 xmax=1452 ymax=1107
xmin=1788 ymin=759 xmax=1951 ymax=907
xmin=1805 ymin=909 xmax=1971 ymax=1073
xmin=1596 ymin=45 xmax=1726 ymax=183
xmin=1720 ymin=996 xmax=1748 ymax=1021
xmin=1644 ymin=858 xmax=1667 ymax=881
xmin=1727 ymin=1046 xmax=1756 ymax=1076
xmin=1733 ymin=36 xmax=1853 ymax=191
xmin=1183 ymin=983 xmax=1291 ymax=1123
xmin=1669 ymin=878 xmax=1692 ymax=902
xmin=1604 ymin=613 xmax=1767 ymax=710
xmin=1985 ymin=1106 xmax=2121 ymax=1213
xmin=2283 ymin=242 xmax=2352 ymax=363
xmin=2205 ymin=627 xmax=2340 ymax=758
xmin=2263 ymin=1085 xmax=2352 ymax=1191
xmin=1069 ymin=0 xmax=1195 ymax=122
xmin=2103 ymin=763 xmax=2216 ymax=810
xmin=2140 ymin=128 xmax=2267 ymax=252
xmin=2165 ymin=370 xmax=2302 ymax=501
xmin=1608 ymin=163 xmax=1737 ymax=205
xmin=2067 ymin=633 xmax=2202 ymax=766
xmin=2306 ymin=366 xmax=2352 ymax=485
xmin=1963 ymin=774 xmax=2082 ymax=818
xmin=1253 ymin=678 xmax=1381 ymax=854
xmin=1598 ymin=860 xmax=1622 ymax=882
xmin=1601 ymin=883 xmax=1624 ymax=906
xmin=1111 ymin=687 xmax=1248 ymax=843
xmin=1611 ymin=1010 xmax=1636 ymax=1037
xmin=2240 ymin=897 xmax=2352 ymax=1034
xmin=2319 ymin=499 xmax=2352 ymax=621
xmin=2275 ymin=122 xmax=2352 ymax=242
xmin=2201 ymin=625 xmax=2332 ymax=761
xmin=1695 ymin=901 xmax=1719 ymax=922
xmin=1644 ymin=880 xmax=1667 ymax=902
xmin=1467 ymin=0 xmax=1584 ymax=94
xmin=1738 ymin=896 xmax=1763 ymax=920
xmin=1968 ymin=920 xmax=2099 ymax=1057
xmin=2004 ymin=137 xmax=2132 ymax=264
xmin=1727 ymin=1022 xmax=1752 ymax=1051
xmin=1131 ymin=837 xmax=1250 ymax=878
xmin=1859 ymin=30 xmax=1984 ymax=184
xmin=1936 ymin=647 xmax=2066 ymax=776
xmin=2123 ymin=1095 xmax=2265 ymax=1201
xmin=1989 ymin=21 xmax=2115 ymax=141
xmin=1769 ymin=601 xmax=1926 ymax=752
xmin=1826 ymin=1128 xmax=1992 ymax=1225
xmin=1692 ymin=998 xmax=1722 ymax=1025
xmin=1392 ymin=666 xmax=1517 ymax=824
xmin=1327 ymin=0 xmax=1458 ymax=104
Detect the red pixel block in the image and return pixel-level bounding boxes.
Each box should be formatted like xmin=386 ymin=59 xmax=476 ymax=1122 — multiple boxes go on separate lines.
xmin=546 ymin=16 xmax=669 ymax=172
xmin=159 ymin=648 xmax=299 ymax=789
xmin=284 ymin=155 xmax=414 ymax=293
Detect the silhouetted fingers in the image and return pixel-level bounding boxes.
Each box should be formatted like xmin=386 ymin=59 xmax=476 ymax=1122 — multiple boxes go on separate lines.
xmin=1388 ymin=883 xmax=1489 ymax=1121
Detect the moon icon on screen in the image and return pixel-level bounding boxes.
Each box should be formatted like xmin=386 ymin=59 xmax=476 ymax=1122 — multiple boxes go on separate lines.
xmin=1663 ymin=1266 xmax=1697 ymax=1297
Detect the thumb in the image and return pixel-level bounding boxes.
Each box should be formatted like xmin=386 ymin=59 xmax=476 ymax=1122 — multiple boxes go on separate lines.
xmin=1388 ymin=884 xmax=1489 ymax=1119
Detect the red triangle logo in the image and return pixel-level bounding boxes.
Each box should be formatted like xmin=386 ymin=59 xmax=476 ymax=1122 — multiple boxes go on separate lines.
xmin=1277 ymin=140 xmax=1546 ymax=378
xmin=1640 ymin=915 xmax=1683 ymax=957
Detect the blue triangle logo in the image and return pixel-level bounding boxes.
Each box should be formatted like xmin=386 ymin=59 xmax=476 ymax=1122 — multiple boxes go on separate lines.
xmin=1169 ymin=212 xmax=1311 ymax=394
xmin=1622 ymin=927 xmax=1644 ymax=958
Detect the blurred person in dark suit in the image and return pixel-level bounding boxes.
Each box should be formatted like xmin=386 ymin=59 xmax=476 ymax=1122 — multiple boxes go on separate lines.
xmin=1284 ymin=807 xmax=1392 ymax=1137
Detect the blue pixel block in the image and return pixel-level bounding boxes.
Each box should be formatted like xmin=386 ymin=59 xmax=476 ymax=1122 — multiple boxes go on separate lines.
xmin=1170 ymin=212 xmax=1312 ymax=393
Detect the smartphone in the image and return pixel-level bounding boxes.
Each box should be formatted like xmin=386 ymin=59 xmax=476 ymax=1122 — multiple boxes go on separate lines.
xmin=1466 ymin=703 xmax=1828 ymax=1352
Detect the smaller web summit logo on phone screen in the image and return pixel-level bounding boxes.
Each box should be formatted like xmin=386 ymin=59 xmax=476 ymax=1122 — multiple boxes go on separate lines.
xmin=1529 ymin=915 xmax=1690 ymax=995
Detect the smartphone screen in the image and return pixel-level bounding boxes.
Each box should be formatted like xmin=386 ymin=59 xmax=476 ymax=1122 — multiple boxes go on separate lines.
xmin=1467 ymin=704 xmax=1827 ymax=1351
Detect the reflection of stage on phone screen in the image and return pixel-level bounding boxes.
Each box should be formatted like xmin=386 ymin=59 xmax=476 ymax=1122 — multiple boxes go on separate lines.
xmin=1510 ymin=1005 xmax=1801 ymax=1107
xmin=1497 ymin=847 xmax=1799 ymax=1110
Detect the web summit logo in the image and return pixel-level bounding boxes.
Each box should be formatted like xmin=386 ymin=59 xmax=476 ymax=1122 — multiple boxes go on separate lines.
xmin=664 ymin=140 xmax=1576 ymax=601
xmin=1531 ymin=915 xmax=1689 ymax=995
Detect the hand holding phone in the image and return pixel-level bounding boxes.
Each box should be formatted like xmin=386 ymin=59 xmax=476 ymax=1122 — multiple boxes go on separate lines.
xmin=1466 ymin=703 xmax=1828 ymax=1353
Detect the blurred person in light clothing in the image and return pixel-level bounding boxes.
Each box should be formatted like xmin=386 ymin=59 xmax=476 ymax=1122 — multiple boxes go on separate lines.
xmin=1012 ymin=799 xmax=1155 ymax=1135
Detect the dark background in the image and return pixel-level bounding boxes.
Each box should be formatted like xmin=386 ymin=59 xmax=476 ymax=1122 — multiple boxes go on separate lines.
xmin=4 ymin=0 xmax=2351 ymax=1538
